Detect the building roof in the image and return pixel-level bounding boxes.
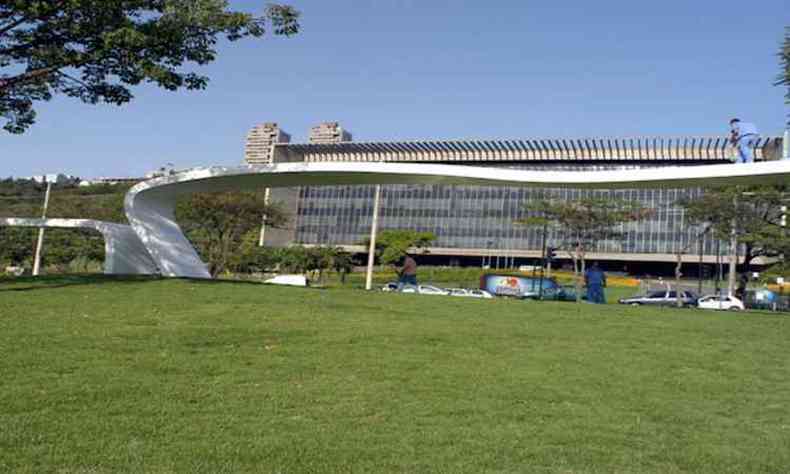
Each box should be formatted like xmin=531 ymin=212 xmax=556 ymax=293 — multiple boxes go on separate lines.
xmin=273 ymin=136 xmax=783 ymax=163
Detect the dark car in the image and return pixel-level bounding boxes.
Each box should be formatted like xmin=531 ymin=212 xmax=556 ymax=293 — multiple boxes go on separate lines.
xmin=619 ymin=290 xmax=698 ymax=307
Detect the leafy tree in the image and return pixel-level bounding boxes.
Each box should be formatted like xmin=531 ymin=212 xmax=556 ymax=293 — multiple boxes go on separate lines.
xmin=519 ymin=196 xmax=652 ymax=302
xmin=331 ymin=248 xmax=356 ymax=284
xmin=678 ymin=185 xmax=789 ymax=277
xmin=778 ymin=27 xmax=789 ymax=118
xmin=269 ymin=245 xmax=354 ymax=284
xmin=0 ymin=1 xmax=299 ymax=133
xmin=664 ymin=212 xmax=711 ymax=307
xmin=364 ymin=230 xmax=436 ymax=266
xmin=273 ymin=246 xmax=308 ymax=274
xmin=175 ymin=191 xmax=286 ymax=277
xmin=231 ymin=230 xmax=278 ymax=274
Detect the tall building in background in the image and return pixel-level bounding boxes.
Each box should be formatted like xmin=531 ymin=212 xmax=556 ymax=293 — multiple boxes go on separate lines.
xmin=309 ymin=122 xmax=352 ymax=144
xmin=252 ymin=122 xmax=353 ymax=247
xmin=244 ymin=123 xmax=291 ymax=165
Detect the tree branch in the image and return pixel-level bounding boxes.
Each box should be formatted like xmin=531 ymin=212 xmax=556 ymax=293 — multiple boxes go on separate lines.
xmin=0 ymin=66 xmax=61 ymax=92
xmin=0 ymin=1 xmax=67 ymax=38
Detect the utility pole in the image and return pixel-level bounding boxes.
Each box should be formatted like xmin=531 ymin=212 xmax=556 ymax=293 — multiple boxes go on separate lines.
xmin=538 ymin=222 xmax=547 ymax=300
xmin=715 ymin=240 xmax=721 ymax=296
xmin=32 ymin=180 xmax=53 ymax=276
xmin=364 ymin=185 xmax=382 ymax=291
xmin=727 ymin=195 xmax=738 ymax=296
xmin=697 ymin=232 xmax=704 ymax=296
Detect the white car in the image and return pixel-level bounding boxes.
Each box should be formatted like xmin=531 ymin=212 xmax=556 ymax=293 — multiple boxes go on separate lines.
xmin=381 ymin=282 xmax=399 ymax=292
xmin=697 ymin=294 xmax=745 ymax=311
xmin=447 ymin=288 xmax=494 ymax=299
xmin=400 ymin=284 xmax=448 ymax=296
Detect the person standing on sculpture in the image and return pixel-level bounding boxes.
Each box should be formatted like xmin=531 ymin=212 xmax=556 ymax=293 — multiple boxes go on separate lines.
xmin=584 ymin=262 xmax=607 ymax=304
xmin=729 ymin=118 xmax=760 ymax=163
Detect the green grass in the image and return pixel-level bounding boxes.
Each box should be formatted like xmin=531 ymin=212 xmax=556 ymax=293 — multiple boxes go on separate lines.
xmin=1 ymin=276 xmax=788 ymax=473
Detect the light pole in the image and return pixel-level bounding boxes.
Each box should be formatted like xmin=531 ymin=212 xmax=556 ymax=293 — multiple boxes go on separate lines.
xmin=364 ymin=185 xmax=382 ymax=291
xmin=32 ymin=179 xmax=53 ymax=276
xmin=727 ymin=193 xmax=740 ymax=297
xmin=697 ymin=232 xmax=704 ymax=296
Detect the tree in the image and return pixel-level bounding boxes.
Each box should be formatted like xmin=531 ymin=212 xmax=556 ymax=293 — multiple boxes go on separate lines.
xmin=0 ymin=1 xmax=299 ymax=133
xmin=175 ymin=191 xmax=286 ymax=277
xmin=331 ymin=248 xmax=355 ymax=284
xmin=666 ymin=212 xmax=711 ymax=307
xmin=678 ymin=185 xmax=790 ymax=277
xmin=274 ymin=245 xmax=310 ymax=274
xmin=778 ymin=27 xmax=789 ymax=118
xmin=519 ymin=196 xmax=652 ymax=302
xmin=364 ymin=230 xmax=436 ymax=266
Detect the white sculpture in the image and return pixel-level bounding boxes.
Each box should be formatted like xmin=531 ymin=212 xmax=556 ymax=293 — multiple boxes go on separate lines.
xmin=125 ymin=161 xmax=790 ymax=279
xmin=0 ymin=218 xmax=158 ymax=275
xmin=3 ymin=161 xmax=789 ymax=279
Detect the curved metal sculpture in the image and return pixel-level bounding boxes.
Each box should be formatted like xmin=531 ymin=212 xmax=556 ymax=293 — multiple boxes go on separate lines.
xmin=0 ymin=218 xmax=158 ymax=275
xmin=126 ymin=161 xmax=790 ymax=279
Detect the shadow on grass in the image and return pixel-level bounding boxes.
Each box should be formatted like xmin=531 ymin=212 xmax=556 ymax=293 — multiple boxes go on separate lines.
xmin=186 ymin=277 xmax=336 ymax=292
xmin=0 ymin=274 xmax=337 ymax=293
xmin=0 ymin=274 xmax=162 ymax=292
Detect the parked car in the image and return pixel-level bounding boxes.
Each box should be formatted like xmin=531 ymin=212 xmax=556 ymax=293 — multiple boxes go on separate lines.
xmin=697 ymin=294 xmax=745 ymax=311
xmin=381 ymin=282 xmax=399 ymax=292
xmin=618 ymin=290 xmax=698 ymax=307
xmin=446 ymin=288 xmax=494 ymax=298
xmin=540 ymin=284 xmax=580 ymax=302
xmin=400 ymin=284 xmax=448 ymax=296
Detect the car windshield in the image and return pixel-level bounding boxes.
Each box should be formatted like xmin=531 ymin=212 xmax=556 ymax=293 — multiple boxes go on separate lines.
xmin=647 ymin=291 xmax=666 ymax=298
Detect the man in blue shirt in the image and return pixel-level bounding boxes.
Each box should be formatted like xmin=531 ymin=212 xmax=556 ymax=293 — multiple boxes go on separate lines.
xmin=729 ymin=118 xmax=760 ymax=163
xmin=584 ymin=262 xmax=607 ymax=304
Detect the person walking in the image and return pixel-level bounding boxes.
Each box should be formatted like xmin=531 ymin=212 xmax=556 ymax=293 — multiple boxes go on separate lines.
xmin=584 ymin=262 xmax=607 ymax=304
xmin=397 ymin=254 xmax=418 ymax=289
xmin=729 ymin=118 xmax=760 ymax=163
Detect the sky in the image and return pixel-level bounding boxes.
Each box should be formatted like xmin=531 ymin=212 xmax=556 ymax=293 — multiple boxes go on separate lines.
xmin=2 ymin=0 xmax=788 ymax=178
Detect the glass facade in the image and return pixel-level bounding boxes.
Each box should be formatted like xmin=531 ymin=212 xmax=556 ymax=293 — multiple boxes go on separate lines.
xmin=294 ymin=162 xmax=722 ymax=257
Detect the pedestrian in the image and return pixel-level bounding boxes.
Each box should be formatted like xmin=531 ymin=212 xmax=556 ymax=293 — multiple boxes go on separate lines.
xmin=735 ymin=273 xmax=748 ymax=301
xmin=584 ymin=262 xmax=607 ymax=304
xmin=729 ymin=118 xmax=760 ymax=163
xmin=397 ymin=254 xmax=418 ymax=289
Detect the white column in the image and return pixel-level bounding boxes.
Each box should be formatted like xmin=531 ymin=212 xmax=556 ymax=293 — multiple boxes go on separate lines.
xmin=258 ymin=188 xmax=271 ymax=247
xmin=365 ymin=185 xmax=382 ymax=291
xmin=32 ymin=181 xmax=52 ymax=276
xmin=727 ymin=195 xmax=738 ymax=296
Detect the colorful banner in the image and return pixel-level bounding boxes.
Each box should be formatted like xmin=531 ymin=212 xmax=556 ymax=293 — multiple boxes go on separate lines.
xmin=479 ymin=274 xmax=560 ymax=298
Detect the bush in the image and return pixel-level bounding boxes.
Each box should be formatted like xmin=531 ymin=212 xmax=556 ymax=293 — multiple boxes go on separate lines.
xmin=67 ymin=257 xmax=103 ymax=274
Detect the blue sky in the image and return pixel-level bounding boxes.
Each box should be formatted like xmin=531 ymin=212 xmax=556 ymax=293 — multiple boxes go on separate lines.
xmin=2 ymin=0 xmax=788 ymax=178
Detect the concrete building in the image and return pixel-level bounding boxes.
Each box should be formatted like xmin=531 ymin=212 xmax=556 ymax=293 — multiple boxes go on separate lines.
xmin=246 ymin=123 xmax=784 ymax=272
xmin=309 ymin=122 xmax=352 ymax=144
xmin=244 ymin=122 xmax=291 ymax=165
xmin=28 ymin=174 xmax=79 ymax=185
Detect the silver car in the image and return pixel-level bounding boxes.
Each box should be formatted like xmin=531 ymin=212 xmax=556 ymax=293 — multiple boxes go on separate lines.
xmin=619 ymin=290 xmax=698 ymax=307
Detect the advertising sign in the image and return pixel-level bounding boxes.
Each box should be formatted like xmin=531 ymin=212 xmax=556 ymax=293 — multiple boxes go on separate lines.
xmin=479 ymin=274 xmax=560 ymax=298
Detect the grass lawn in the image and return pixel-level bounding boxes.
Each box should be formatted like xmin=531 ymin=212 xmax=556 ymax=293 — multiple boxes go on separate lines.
xmin=1 ymin=276 xmax=788 ymax=473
